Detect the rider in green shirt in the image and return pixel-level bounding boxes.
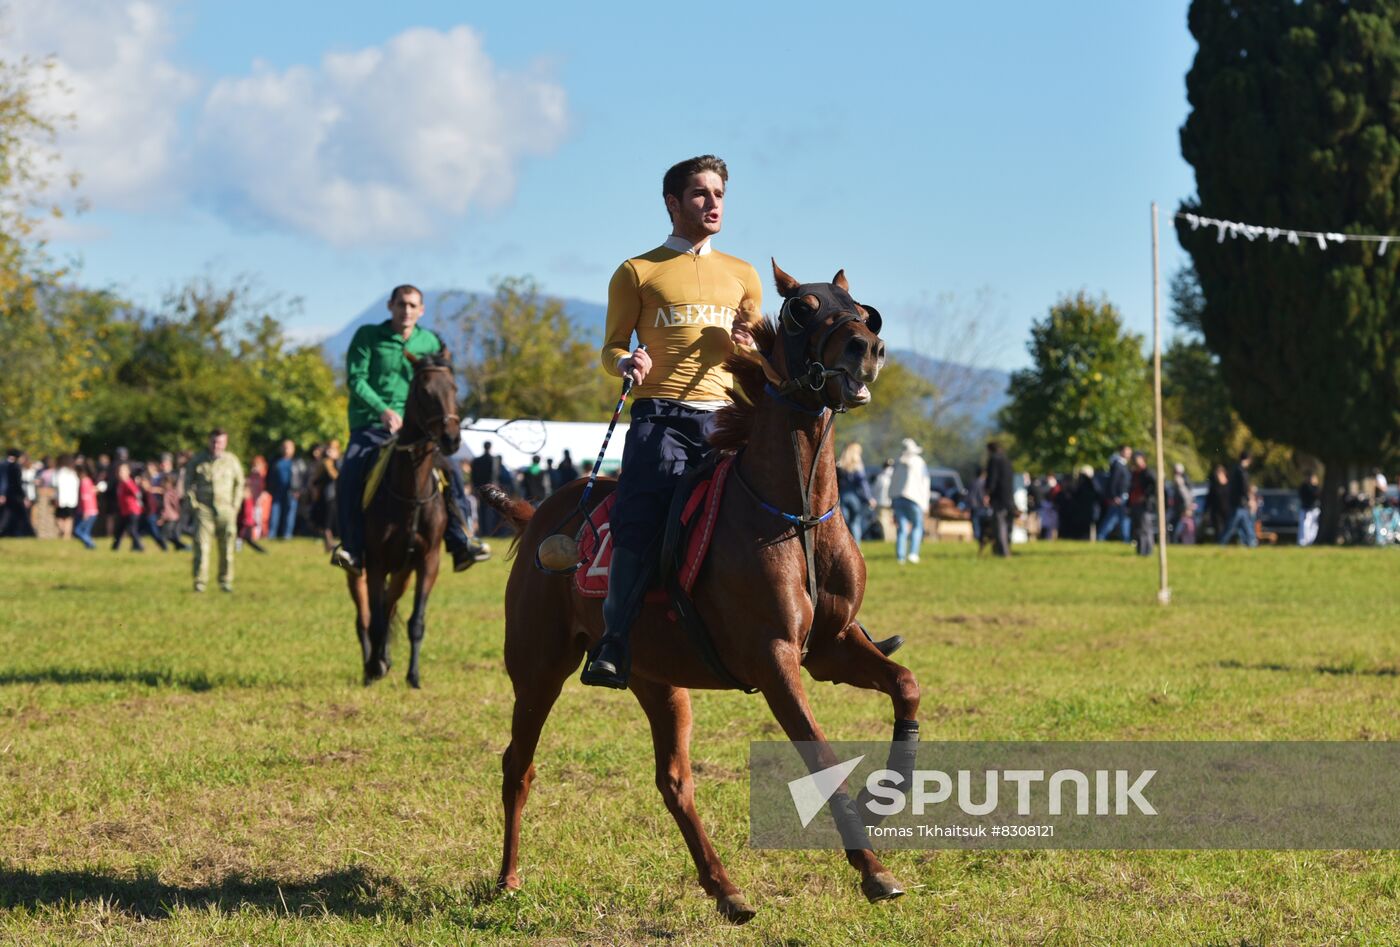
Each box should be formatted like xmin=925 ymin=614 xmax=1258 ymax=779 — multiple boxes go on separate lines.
xmin=331 ymin=284 xmax=489 ymax=574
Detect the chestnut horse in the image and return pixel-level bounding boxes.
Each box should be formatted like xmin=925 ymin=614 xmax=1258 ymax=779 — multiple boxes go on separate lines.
xmin=483 ymin=263 xmax=921 ymax=924
xmin=348 ymin=353 xmax=461 ymax=688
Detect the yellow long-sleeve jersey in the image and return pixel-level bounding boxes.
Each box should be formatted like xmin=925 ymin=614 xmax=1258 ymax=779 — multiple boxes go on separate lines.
xmin=600 ymin=245 xmax=763 ymax=403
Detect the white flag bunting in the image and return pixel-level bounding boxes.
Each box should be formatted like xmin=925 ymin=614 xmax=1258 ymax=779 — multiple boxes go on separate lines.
xmin=1177 ymin=212 xmax=1396 ymax=255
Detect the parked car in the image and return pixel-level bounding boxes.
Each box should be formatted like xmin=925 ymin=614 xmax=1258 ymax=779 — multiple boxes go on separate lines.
xmin=1191 ymin=486 xmax=1299 ymax=543
xmin=929 ymin=466 xmax=967 ymax=509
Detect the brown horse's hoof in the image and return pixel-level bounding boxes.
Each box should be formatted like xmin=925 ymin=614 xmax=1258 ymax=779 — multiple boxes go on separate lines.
xmin=860 ymin=871 xmax=905 ymax=903
xmin=716 ymin=893 xmax=757 ymax=924
xmin=363 ymin=658 xmax=390 ymax=685
xmin=497 ymin=874 xmax=522 ymax=893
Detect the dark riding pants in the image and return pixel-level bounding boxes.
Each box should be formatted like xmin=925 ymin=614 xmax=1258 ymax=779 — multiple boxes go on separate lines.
xmin=610 ymin=399 xmax=714 ymax=557
xmin=337 ymin=426 xmax=396 ymax=557
xmin=337 ymin=425 xmax=473 ymax=557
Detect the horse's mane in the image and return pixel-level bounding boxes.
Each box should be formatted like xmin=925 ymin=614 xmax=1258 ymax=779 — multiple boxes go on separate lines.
xmin=709 ymin=319 xmax=778 ymax=451
xmin=416 ymin=353 xmax=454 ymax=372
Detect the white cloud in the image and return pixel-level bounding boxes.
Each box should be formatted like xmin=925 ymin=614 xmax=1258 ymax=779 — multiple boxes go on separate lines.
xmin=196 ymin=26 xmax=569 ymax=245
xmin=1 ymin=9 xmax=568 ymax=245
xmin=0 ymin=0 xmax=198 ymax=208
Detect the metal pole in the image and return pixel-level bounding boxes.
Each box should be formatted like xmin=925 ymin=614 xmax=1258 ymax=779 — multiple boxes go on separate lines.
xmin=1152 ymin=202 xmax=1170 ymax=605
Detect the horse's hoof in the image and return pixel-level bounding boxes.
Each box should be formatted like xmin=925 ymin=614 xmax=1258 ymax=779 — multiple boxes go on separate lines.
xmin=406 ymin=673 xmax=421 ymax=689
xmin=860 ymin=871 xmax=905 ymax=903
xmin=716 ymin=893 xmax=757 ymax=925
xmin=497 ymin=874 xmax=522 ymax=893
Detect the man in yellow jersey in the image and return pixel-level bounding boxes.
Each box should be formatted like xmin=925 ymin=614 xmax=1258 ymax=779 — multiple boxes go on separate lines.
xmin=581 ymin=155 xmax=761 ymax=689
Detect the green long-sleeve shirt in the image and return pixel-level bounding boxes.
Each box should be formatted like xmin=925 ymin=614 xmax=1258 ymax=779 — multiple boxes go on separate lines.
xmin=345 ymin=320 xmax=444 ymax=430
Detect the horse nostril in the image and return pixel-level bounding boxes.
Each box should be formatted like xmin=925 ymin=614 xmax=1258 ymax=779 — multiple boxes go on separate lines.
xmin=875 ymin=341 xmax=886 ymax=361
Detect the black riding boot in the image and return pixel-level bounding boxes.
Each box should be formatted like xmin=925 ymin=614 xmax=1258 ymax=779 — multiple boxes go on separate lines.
xmin=859 ymin=621 xmax=904 ymax=657
xmin=580 ymin=546 xmax=652 ymax=689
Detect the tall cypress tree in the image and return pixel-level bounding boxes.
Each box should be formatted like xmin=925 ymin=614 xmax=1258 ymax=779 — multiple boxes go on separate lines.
xmin=1178 ymin=0 xmax=1400 ymax=540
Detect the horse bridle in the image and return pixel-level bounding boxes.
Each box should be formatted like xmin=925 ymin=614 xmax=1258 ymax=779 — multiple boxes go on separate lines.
xmin=769 ymin=282 xmax=882 ymax=412
xmin=730 ymin=283 xmax=884 ymax=656
xmin=386 ymin=363 xmax=459 ymax=522
xmin=394 ymin=364 xmax=461 ymax=457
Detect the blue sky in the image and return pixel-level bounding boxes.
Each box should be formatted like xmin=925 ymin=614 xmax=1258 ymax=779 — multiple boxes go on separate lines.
xmin=6 ymin=1 xmax=1199 ymax=367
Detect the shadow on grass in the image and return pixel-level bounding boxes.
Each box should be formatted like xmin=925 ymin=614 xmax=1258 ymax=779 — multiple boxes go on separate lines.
xmin=0 ymin=864 xmax=398 ymax=919
xmin=0 ymin=667 xmax=253 ymax=691
xmin=1216 ymin=659 xmax=1400 ymax=678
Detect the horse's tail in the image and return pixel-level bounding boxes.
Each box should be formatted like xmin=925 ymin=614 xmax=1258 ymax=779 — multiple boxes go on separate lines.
xmin=481 ymin=484 xmax=535 ymax=558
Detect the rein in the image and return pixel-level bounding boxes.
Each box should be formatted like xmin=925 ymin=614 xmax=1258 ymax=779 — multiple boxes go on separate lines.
xmin=384 ymin=364 xmax=458 ymax=561
xmin=732 ymin=306 xmax=860 ymax=657
xmin=731 ymin=409 xmax=837 ymax=654
xmin=768 ymin=292 xmax=865 ymax=406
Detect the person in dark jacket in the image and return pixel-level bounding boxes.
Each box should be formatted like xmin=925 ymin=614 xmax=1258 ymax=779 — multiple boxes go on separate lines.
xmin=554 ymin=449 xmax=579 ymax=490
xmin=471 ymin=440 xmax=510 ymax=535
xmin=836 ymin=443 xmax=876 ymax=544
xmin=1218 ymin=451 xmax=1257 ymax=547
xmin=984 ymin=441 xmax=1016 ymax=557
xmin=1098 ymin=445 xmax=1132 ymax=542
xmin=1127 ymin=451 xmax=1157 ymax=556
xmin=1204 ymin=464 xmax=1229 ymax=540
xmin=266 ymin=439 xmax=307 ymax=540
xmin=0 ymin=448 xmax=35 ymax=537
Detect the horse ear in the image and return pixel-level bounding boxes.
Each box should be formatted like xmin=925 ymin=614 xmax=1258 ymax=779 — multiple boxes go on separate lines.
xmin=438 ymin=347 xmax=452 ymax=364
xmin=772 ymin=258 xmax=800 ymax=298
xmin=832 ymin=269 xmax=849 ymax=292
xmin=859 ymin=304 xmax=883 ymax=335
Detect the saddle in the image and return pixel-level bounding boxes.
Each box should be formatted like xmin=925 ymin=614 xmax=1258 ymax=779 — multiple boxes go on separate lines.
xmin=575 ymin=454 xmax=733 ymax=603
xmin=362 ymin=438 xmax=447 ymax=510
xmin=573 ymin=453 xmax=753 ymax=692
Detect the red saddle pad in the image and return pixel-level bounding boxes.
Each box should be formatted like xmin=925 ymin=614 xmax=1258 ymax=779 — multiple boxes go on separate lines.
xmin=575 ymin=456 xmax=734 ymax=602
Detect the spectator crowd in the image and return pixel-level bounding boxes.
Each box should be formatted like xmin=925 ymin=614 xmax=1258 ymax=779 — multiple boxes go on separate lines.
xmin=0 ymin=438 xmax=600 ymax=550
xmin=833 ymin=439 xmax=1400 ymax=556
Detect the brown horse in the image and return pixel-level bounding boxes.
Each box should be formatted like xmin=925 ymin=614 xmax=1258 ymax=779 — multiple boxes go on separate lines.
xmin=483 ymin=262 xmax=921 ymax=924
xmin=348 ymin=353 xmax=461 ymax=688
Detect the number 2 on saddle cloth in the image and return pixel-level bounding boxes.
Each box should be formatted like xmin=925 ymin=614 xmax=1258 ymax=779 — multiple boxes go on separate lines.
xmin=575 ymin=455 xmax=733 ymax=607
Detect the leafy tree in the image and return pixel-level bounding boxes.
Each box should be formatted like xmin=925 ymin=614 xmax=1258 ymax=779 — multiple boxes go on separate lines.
xmin=1179 ymin=0 xmax=1400 ymax=539
xmin=999 ymin=292 xmax=1152 ymax=474
xmin=1 ymin=287 xmax=126 ymax=457
xmin=0 ymin=53 xmax=74 ymax=291
xmin=0 ymin=50 xmax=108 ymax=458
xmin=1161 ymin=267 xmax=1301 ymax=483
xmin=241 ymin=314 xmax=347 ymax=455
xmin=83 ymin=280 xmax=345 ymax=459
xmin=452 ymin=276 xmax=613 ymax=421
xmin=837 ymin=359 xmax=941 ymax=465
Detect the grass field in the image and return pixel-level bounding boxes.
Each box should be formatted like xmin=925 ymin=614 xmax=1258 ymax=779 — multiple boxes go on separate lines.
xmin=3 ymin=536 xmax=1400 ymax=945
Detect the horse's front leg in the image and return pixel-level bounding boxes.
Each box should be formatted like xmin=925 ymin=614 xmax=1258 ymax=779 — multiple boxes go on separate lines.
xmin=754 ymin=638 xmax=906 ymax=904
xmin=347 ymin=571 xmax=371 ymax=666
xmin=804 ymin=625 xmax=921 ymax=825
xmin=364 ymin=565 xmax=389 ymax=684
xmin=405 ymin=550 xmax=440 ymax=689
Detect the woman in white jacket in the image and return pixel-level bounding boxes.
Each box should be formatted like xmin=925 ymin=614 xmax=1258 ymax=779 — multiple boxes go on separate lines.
xmin=889 ymin=438 xmax=931 ymax=563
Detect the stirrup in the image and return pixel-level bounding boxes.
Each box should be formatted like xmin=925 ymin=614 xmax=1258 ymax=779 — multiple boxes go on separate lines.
xmin=860 ymin=622 xmax=904 ymax=657
xmin=330 ymin=545 xmax=363 ymax=576
xmin=580 ymin=639 xmax=629 ymax=689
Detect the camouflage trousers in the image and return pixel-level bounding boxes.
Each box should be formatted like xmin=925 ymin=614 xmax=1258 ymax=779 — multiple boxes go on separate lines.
xmin=193 ymin=507 xmax=236 ymax=591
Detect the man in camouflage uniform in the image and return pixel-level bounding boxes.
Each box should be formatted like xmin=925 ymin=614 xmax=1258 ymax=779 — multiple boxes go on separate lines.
xmin=184 ymin=428 xmax=244 ymax=593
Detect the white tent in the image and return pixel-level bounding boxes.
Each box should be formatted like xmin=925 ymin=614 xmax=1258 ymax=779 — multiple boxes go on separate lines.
xmin=450 ymin=418 xmax=627 ymax=476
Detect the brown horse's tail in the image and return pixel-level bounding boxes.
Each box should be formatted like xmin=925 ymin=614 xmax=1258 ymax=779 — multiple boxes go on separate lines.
xmin=481 ymin=484 xmax=535 ymax=557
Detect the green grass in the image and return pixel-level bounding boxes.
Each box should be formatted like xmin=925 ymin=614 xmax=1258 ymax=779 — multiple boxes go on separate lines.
xmin=2 ymin=537 xmax=1400 ymax=945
